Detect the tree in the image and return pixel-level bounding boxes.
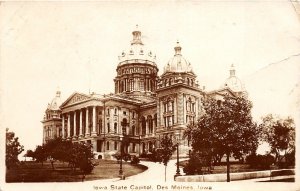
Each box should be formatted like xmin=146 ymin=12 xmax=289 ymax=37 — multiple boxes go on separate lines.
xmin=260 ymin=114 xmax=295 ymax=166
xmin=70 ymin=142 xmax=95 ymax=174
xmin=185 ymin=95 xmax=259 ymax=182
xmin=24 ymin=149 xmax=35 ymax=161
xmin=156 ymin=135 xmax=176 ymax=182
xmin=34 ymin=145 xmax=47 ymax=166
xmin=43 ymin=138 xmax=70 ymax=170
xmin=6 ymin=128 xmax=24 ymax=169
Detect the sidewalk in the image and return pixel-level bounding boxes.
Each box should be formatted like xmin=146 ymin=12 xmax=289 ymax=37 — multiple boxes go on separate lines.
xmin=237 ymin=175 xmax=295 ymax=182
xmin=120 ymin=159 xmax=184 ymax=183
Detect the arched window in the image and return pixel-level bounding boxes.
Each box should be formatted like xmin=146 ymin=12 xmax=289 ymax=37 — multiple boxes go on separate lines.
xmin=187 ymin=78 xmax=190 ymax=85
xmin=191 ymin=79 xmax=194 ymax=86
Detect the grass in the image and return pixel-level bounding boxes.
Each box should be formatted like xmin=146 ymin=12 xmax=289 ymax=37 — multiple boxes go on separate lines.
xmin=179 ymin=160 xmax=268 ymax=174
xmin=179 ymin=159 xmax=295 ymax=176
xmin=6 ymin=160 xmax=147 ymax=182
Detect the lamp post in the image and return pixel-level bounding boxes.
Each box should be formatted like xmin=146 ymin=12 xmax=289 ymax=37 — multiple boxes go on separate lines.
xmin=175 ymin=132 xmax=181 ymax=177
xmin=119 ymin=134 xmax=124 ymax=179
xmin=139 ymin=135 xmax=141 ymax=156
xmin=119 ymin=119 xmax=127 ymax=180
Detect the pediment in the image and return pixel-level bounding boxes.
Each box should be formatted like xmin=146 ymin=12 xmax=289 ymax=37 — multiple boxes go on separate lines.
xmin=216 ymin=88 xmax=236 ymax=97
xmin=207 ymin=87 xmax=236 ymax=97
xmin=60 ymin=92 xmax=91 ymax=108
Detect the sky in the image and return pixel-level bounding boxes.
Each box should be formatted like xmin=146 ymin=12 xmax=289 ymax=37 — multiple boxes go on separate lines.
xmin=1 ymin=1 xmax=300 ymax=154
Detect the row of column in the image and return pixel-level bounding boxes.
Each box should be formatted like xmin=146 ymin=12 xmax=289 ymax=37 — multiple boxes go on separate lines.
xmin=115 ymin=77 xmax=155 ymax=93
xmin=62 ymin=106 xmax=97 ymax=139
xmin=140 ymin=115 xmax=157 ymax=135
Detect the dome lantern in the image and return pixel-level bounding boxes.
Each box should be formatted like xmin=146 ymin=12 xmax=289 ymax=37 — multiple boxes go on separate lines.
xmin=131 ymin=25 xmax=143 ymax=45
xmin=174 ymin=41 xmax=182 ymax=55
xmin=230 ymin=64 xmax=236 ymax=77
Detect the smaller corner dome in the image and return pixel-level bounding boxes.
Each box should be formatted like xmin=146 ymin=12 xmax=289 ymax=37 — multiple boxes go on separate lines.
xmin=48 ymin=90 xmax=62 ymax=110
xmin=164 ymin=41 xmax=193 ymax=74
xmin=223 ymin=64 xmax=244 ymax=92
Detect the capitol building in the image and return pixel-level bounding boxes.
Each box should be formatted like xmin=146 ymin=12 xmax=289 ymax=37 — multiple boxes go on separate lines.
xmin=42 ymin=27 xmax=245 ymax=159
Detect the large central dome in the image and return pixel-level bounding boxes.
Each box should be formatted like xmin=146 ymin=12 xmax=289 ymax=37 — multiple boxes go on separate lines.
xmin=118 ymin=25 xmax=156 ymax=66
xmin=114 ymin=26 xmax=159 ymax=98
xmin=164 ymin=41 xmax=193 ymax=74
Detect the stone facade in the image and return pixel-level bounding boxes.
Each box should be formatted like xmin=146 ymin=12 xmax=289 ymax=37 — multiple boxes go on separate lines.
xmin=42 ymin=27 xmax=245 ymax=159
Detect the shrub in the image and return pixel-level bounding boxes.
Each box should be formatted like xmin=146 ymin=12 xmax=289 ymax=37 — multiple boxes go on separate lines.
xmin=123 ymin=154 xmax=131 ymax=162
xmin=130 ymin=156 xmax=140 ymax=165
xmin=183 ymin=151 xmax=211 ymax=175
xmin=246 ymin=153 xmax=275 ymax=169
xmin=285 ymin=150 xmax=295 ymax=167
xmin=112 ymin=152 xmax=131 ymax=162
xmin=79 ymin=158 xmax=94 ymax=174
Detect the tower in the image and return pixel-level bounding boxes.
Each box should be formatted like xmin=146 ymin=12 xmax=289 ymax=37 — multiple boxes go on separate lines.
xmin=114 ymin=25 xmax=159 ymax=102
xmin=41 ymin=89 xmax=62 ymax=144
xmin=156 ymin=41 xmax=204 ymax=151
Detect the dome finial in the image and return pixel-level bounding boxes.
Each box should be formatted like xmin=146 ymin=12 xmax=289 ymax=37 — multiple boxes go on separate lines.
xmin=230 ymin=64 xmax=235 ymax=77
xmin=174 ymin=40 xmax=181 ymax=55
xmin=131 ymin=24 xmax=143 ymax=45
xmin=56 ymin=86 xmax=61 ymax=97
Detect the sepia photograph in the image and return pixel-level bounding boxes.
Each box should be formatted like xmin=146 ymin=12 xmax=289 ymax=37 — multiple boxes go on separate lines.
xmin=0 ymin=1 xmax=299 ymax=191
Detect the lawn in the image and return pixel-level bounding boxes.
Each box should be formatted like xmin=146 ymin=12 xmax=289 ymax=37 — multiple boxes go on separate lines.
xmin=179 ymin=160 xmax=266 ymax=174
xmin=6 ymin=160 xmax=147 ymax=182
xmin=179 ymin=159 xmax=295 ymax=175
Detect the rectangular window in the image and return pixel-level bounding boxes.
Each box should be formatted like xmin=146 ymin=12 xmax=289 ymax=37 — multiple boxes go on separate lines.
xmin=172 ymin=115 xmax=174 ymax=125
xmin=97 ymin=140 xmax=102 ymax=152
xmin=99 ymin=119 xmax=102 ymax=134
xmin=123 ymin=111 xmax=127 ymax=115
xmin=132 ymin=143 xmax=136 ymax=152
xmin=167 ymin=116 xmax=171 ymax=127
xmin=172 ymin=102 xmax=174 ymax=112
xmin=106 ymin=141 xmax=110 ymax=150
xmin=164 ymin=117 xmax=167 ymax=127
xmin=114 ymin=141 xmax=118 ymax=150
xmin=107 ymin=123 xmax=110 ymax=133
xmin=114 ymin=123 xmax=117 ymax=132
